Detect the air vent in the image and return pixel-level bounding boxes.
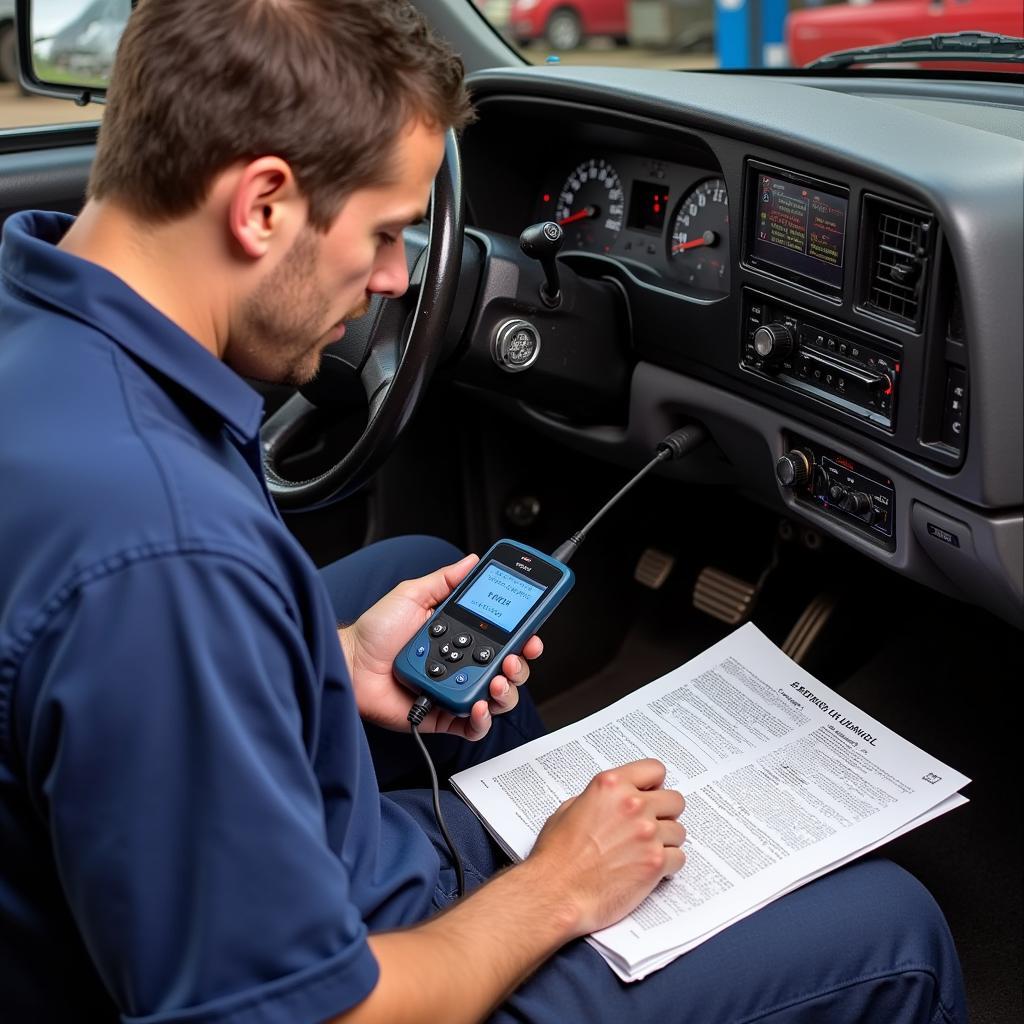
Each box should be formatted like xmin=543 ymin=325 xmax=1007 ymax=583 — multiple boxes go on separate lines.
xmin=861 ymin=196 xmax=933 ymax=329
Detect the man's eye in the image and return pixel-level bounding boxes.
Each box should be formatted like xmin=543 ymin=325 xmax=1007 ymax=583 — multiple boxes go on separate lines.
xmin=378 ymin=233 xmax=399 ymax=247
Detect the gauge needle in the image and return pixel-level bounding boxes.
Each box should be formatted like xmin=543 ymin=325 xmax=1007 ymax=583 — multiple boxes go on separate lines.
xmin=673 ymin=230 xmax=718 ymax=253
xmin=559 ymin=205 xmax=598 ymax=226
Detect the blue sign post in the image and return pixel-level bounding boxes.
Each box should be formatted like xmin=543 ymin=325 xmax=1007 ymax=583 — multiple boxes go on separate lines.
xmin=715 ymin=0 xmax=790 ymax=69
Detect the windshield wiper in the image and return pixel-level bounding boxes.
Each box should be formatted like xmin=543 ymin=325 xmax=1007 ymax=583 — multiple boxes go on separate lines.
xmin=806 ymin=31 xmax=1024 ymax=71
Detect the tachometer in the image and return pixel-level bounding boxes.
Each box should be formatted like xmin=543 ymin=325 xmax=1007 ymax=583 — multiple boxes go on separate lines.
xmin=668 ymin=178 xmax=730 ymax=295
xmin=556 ymin=158 xmax=624 ymax=252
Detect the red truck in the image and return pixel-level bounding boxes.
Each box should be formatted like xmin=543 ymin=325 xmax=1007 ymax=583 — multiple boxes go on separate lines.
xmin=787 ymin=0 xmax=1024 ymax=68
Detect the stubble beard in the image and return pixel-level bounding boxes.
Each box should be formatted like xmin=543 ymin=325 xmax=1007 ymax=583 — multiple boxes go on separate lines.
xmin=234 ymin=229 xmax=336 ymax=387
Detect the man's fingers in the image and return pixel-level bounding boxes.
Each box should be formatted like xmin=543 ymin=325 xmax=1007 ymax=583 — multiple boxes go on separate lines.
xmin=521 ymin=635 xmax=544 ymax=660
xmin=407 ymin=553 xmax=479 ymax=608
xmin=462 ymin=700 xmax=492 ymax=740
xmin=649 ymin=787 xmax=686 ymax=820
xmin=499 ymin=653 xmax=530 ymax=687
xmin=615 ymin=758 xmax=668 ymax=791
xmin=662 ymin=846 xmax=687 ymax=878
xmin=656 ymin=819 xmax=687 ymax=848
xmin=488 ymin=675 xmax=520 ymax=714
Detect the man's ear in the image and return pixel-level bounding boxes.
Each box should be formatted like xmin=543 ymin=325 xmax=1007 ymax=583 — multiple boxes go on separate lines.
xmin=228 ymin=156 xmax=304 ymax=259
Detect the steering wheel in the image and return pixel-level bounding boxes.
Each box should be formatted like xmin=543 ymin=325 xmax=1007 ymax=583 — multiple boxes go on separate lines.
xmin=261 ymin=130 xmax=464 ymax=511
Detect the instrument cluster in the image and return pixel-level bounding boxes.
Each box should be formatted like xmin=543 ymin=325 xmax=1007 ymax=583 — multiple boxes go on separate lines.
xmin=535 ymin=152 xmax=731 ymax=299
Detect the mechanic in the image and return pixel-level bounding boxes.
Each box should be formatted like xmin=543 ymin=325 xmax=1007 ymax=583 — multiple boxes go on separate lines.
xmin=0 ymin=1 xmax=967 ymax=1022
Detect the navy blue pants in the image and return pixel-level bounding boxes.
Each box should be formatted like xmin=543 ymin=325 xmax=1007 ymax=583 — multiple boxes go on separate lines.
xmin=320 ymin=536 xmax=967 ymax=1024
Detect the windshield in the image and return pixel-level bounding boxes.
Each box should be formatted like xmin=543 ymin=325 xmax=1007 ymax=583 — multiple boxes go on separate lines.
xmin=472 ymin=0 xmax=1024 ymax=75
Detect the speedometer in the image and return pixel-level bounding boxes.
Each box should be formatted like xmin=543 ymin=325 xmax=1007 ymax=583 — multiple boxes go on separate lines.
xmin=668 ymin=178 xmax=730 ymax=295
xmin=556 ymin=158 xmax=624 ymax=252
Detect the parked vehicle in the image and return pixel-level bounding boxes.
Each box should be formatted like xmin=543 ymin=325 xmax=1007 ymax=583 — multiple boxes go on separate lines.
xmin=508 ymin=0 xmax=628 ymax=50
xmin=787 ymin=0 xmax=1024 ymax=67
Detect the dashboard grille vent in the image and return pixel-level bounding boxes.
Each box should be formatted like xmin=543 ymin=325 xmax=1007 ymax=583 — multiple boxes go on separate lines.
xmin=863 ymin=197 xmax=933 ymax=329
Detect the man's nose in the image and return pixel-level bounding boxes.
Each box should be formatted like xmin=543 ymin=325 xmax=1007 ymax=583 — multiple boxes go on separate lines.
xmin=369 ymin=236 xmax=410 ymax=300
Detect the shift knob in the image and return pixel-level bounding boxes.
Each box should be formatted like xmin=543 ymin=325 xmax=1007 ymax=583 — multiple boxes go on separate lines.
xmin=520 ymin=221 xmax=563 ymax=306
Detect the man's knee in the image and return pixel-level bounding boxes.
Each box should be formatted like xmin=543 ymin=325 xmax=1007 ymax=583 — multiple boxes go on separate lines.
xmin=791 ymin=858 xmax=966 ymax=1023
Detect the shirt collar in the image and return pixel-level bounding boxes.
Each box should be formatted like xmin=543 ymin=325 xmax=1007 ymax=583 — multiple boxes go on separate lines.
xmin=1 ymin=210 xmax=264 ymax=440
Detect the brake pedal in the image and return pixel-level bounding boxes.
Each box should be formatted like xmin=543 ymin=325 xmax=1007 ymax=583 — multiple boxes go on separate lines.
xmin=634 ymin=547 xmax=675 ymax=590
xmin=693 ymin=535 xmax=782 ymax=625
xmin=782 ymin=593 xmax=836 ymax=664
xmin=693 ymin=567 xmax=760 ymax=625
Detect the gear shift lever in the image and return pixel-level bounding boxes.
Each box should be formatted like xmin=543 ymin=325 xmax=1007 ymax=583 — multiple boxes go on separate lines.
xmin=519 ymin=221 xmax=563 ymax=307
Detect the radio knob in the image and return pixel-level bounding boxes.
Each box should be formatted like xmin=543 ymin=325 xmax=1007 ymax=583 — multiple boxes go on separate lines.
xmin=776 ymin=449 xmax=811 ymax=489
xmin=843 ymin=490 xmax=873 ymax=517
xmin=753 ymin=323 xmax=794 ymax=361
xmin=830 ymin=485 xmax=873 ymax=518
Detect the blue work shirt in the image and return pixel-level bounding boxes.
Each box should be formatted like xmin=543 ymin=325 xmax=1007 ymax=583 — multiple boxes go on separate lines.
xmin=0 ymin=211 xmax=440 ymax=1023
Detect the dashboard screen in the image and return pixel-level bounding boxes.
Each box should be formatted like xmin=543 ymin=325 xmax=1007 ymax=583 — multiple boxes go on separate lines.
xmin=455 ymin=562 xmax=547 ymax=632
xmin=750 ymin=171 xmax=848 ymax=290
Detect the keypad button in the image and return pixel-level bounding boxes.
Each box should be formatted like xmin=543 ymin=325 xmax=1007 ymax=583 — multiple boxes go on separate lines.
xmin=454 ymin=672 xmax=469 ymax=685
xmin=429 ymin=621 xmax=448 ymax=638
xmin=474 ymin=646 xmax=495 ymax=665
xmin=453 ymin=633 xmax=473 ymax=648
xmin=426 ymin=660 xmax=446 ymax=679
xmin=438 ymin=642 xmax=453 ymax=657
xmin=414 ymin=644 xmax=427 ymax=658
xmin=445 ymin=649 xmax=463 ymax=663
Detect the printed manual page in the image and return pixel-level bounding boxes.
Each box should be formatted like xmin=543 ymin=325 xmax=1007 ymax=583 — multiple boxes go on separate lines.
xmin=450 ymin=623 xmax=969 ymax=981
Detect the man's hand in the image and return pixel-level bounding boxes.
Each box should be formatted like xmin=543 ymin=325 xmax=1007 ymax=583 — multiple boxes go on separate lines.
xmin=338 ymin=553 xmax=544 ymax=740
xmin=528 ymin=758 xmax=687 ymax=936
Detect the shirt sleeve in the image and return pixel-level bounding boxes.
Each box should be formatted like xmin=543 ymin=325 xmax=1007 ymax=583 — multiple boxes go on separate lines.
xmin=17 ymin=550 xmax=380 ymax=1024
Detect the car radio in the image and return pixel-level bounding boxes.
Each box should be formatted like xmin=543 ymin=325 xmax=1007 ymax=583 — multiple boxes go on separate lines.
xmin=741 ymin=289 xmax=902 ymax=430
xmin=776 ymin=434 xmax=895 ymax=549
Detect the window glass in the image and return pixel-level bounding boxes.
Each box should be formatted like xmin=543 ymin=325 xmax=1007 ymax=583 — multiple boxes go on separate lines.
xmin=1 ymin=6 xmax=102 ymax=131
xmin=472 ymin=0 xmax=1024 ymax=74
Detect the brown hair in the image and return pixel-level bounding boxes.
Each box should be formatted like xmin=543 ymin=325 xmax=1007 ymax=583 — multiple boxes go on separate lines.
xmin=89 ymin=0 xmax=474 ymax=229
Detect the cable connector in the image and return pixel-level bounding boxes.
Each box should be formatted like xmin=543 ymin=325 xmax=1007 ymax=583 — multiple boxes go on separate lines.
xmin=549 ymin=425 xmax=707 ymax=566
xmin=551 ymin=531 xmax=584 ymax=564
xmin=407 ymin=695 xmax=433 ymax=726
xmin=656 ymin=424 xmax=707 ymax=461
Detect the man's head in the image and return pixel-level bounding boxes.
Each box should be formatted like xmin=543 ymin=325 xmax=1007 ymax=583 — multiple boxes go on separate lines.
xmin=86 ymin=0 xmax=473 ymax=384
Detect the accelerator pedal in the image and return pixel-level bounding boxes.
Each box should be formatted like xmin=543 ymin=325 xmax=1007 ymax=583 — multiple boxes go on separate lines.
xmin=634 ymin=547 xmax=676 ymax=590
xmin=782 ymin=593 xmax=836 ymax=665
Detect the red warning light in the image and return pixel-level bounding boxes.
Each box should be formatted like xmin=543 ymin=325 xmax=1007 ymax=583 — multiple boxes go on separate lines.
xmin=653 ymin=202 xmax=661 ymax=213
xmin=543 ymin=193 xmax=551 ymax=203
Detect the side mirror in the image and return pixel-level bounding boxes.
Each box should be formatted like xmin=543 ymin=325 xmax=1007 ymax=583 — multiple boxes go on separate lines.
xmin=15 ymin=0 xmax=131 ymax=105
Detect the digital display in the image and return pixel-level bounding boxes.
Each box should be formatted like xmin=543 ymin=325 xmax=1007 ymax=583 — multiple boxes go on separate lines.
xmin=751 ymin=172 xmax=847 ymax=289
xmin=628 ymin=180 xmax=670 ymax=233
xmin=455 ymin=562 xmax=547 ymax=632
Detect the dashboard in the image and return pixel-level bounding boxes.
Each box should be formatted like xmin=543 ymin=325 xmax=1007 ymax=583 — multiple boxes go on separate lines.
xmin=455 ymin=67 xmax=1024 ymax=627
